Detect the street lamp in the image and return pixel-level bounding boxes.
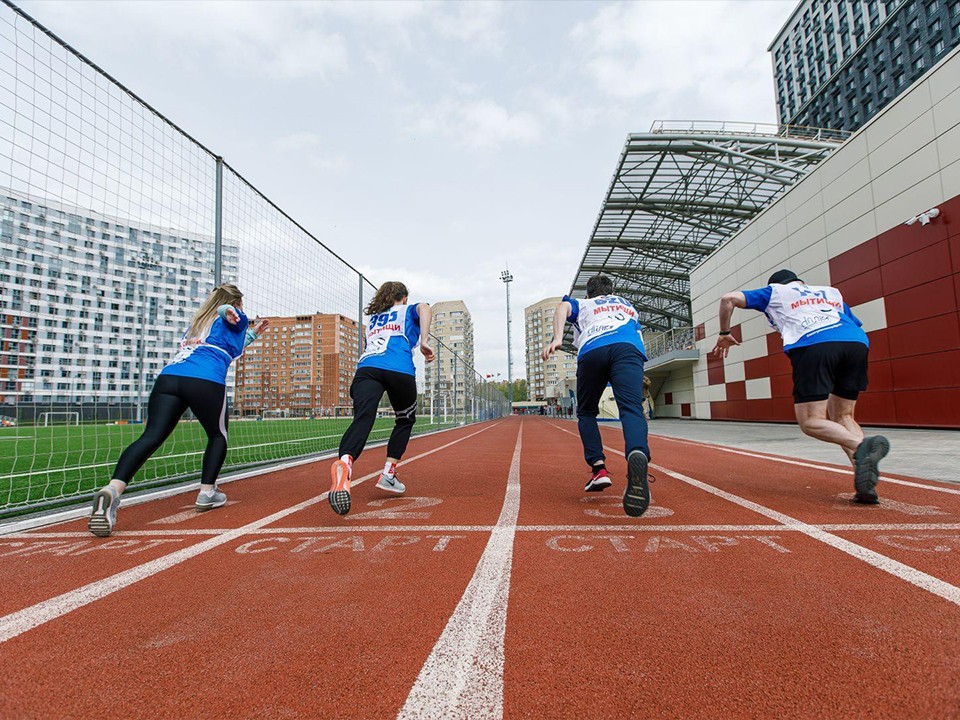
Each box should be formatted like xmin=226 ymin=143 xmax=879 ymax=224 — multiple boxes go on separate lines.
xmin=500 ymin=268 xmax=514 ymax=406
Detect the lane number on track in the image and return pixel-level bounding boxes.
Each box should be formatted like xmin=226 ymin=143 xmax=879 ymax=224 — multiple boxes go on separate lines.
xmin=580 ymin=496 xmax=674 ymax=519
xmin=833 ymin=494 xmax=948 ymax=516
xmin=149 ymin=502 xmax=240 ymax=525
xmin=348 ymin=496 xmax=443 ymax=521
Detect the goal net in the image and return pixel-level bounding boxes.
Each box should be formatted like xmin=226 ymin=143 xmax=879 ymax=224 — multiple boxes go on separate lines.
xmin=39 ymin=412 xmax=80 ymax=427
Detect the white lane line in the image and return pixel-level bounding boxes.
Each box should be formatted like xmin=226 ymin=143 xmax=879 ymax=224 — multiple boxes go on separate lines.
xmin=398 ymin=423 xmax=523 ymax=720
xmin=656 ymin=466 xmax=960 ymax=606
xmin=652 ymin=434 xmax=960 ymax=495
xmin=0 ymin=423 xmax=500 ymax=644
xmin=547 ymin=424 xmax=960 ymax=606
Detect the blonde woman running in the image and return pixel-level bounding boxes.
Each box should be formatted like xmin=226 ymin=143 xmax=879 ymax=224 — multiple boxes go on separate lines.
xmin=329 ymin=281 xmax=434 ymax=515
xmin=88 ymin=284 xmax=268 ymax=537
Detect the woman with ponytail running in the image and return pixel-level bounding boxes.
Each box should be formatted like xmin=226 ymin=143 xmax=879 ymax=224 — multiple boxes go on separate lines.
xmin=328 ymin=281 xmax=434 ymax=516
xmin=88 ymin=284 xmax=268 ymax=537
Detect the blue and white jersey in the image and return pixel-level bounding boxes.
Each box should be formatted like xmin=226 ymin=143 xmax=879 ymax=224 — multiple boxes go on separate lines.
xmin=160 ymin=307 xmax=250 ymax=385
xmin=357 ymin=303 xmax=421 ymax=376
xmin=563 ymin=294 xmax=647 ymax=360
xmin=742 ymin=282 xmax=868 ymax=352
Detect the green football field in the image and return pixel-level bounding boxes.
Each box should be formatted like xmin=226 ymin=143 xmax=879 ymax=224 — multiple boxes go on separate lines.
xmin=0 ymin=417 xmax=463 ymax=515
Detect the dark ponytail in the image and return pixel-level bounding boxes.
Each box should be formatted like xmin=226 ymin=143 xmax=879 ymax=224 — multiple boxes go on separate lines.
xmin=365 ymin=281 xmax=409 ymax=316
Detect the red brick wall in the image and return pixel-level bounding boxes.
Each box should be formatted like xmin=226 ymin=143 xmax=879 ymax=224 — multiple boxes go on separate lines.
xmin=709 ymin=193 xmax=960 ymax=428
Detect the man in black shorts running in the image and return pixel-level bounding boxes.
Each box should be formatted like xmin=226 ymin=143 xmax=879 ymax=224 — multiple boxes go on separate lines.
xmin=712 ymin=269 xmax=889 ymax=504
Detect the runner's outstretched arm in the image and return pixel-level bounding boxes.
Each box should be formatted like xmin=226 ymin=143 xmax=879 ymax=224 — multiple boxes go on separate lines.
xmin=417 ymin=303 xmax=435 ymax=363
xmin=542 ymin=300 xmax=572 ymax=360
xmin=712 ymin=291 xmax=746 ymax=358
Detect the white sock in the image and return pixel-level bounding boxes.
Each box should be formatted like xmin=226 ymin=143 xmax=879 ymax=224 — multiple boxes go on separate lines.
xmin=107 ymin=479 xmax=127 ymax=495
xmin=383 ymin=462 xmax=397 ymax=477
xmin=340 ymin=454 xmax=352 ymax=467
xmin=199 ymin=484 xmax=216 ymax=497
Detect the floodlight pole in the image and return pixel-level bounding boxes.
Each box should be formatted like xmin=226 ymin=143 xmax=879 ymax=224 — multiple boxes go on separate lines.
xmin=500 ymin=269 xmax=514 ymax=407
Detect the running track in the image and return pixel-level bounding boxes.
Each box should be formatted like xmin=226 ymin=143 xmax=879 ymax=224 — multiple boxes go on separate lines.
xmin=1 ymin=417 xmax=959 ymax=719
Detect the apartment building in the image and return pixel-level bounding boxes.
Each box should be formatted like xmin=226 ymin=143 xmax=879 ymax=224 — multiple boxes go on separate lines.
xmin=0 ymin=191 xmax=238 ymax=414
xmin=425 ymin=300 xmax=475 ymax=411
xmin=524 ymin=297 xmax=576 ymax=402
xmin=234 ymin=313 xmax=359 ymax=417
xmin=770 ymin=0 xmax=960 ymax=131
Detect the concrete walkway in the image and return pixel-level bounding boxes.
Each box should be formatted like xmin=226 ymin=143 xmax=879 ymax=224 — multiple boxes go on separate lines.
xmin=624 ymin=418 xmax=958 ymax=484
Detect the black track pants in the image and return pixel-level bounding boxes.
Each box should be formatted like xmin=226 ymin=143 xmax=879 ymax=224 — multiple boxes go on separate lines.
xmin=112 ymin=374 xmax=229 ymax=486
xmin=338 ymin=367 xmax=418 ymax=461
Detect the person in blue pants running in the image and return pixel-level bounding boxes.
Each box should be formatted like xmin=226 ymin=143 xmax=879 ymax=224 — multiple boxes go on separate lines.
xmin=543 ymin=274 xmax=652 ymax=517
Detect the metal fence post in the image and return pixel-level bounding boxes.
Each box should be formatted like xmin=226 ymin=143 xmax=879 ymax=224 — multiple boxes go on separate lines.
xmin=358 ymin=274 xmax=365 ymax=348
xmin=214 ymin=156 xmax=223 ymax=286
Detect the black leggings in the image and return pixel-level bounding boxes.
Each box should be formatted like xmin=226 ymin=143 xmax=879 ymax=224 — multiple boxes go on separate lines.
xmin=112 ymin=374 xmax=229 ymax=486
xmin=339 ymin=367 xmax=418 ymax=461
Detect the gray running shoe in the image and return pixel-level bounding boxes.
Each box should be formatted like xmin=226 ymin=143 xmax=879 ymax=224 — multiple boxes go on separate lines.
xmin=376 ymin=473 xmax=406 ymax=494
xmin=623 ymin=450 xmax=651 ymax=517
xmin=195 ymin=486 xmax=228 ymax=511
xmin=88 ymin=488 xmax=119 ymax=537
xmin=853 ymin=435 xmax=890 ymax=505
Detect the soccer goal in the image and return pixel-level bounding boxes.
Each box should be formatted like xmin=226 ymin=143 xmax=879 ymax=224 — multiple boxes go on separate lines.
xmin=333 ymin=406 xmax=354 ymax=418
xmin=261 ymin=409 xmax=290 ymax=420
xmin=39 ymin=411 xmax=80 ymax=426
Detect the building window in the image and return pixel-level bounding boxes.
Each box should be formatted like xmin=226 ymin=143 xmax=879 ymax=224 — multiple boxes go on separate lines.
xmin=915 ymin=55 xmax=927 ymax=69
xmin=934 ymin=38 xmax=946 ymax=53
xmin=928 ymin=0 xmax=940 ymax=13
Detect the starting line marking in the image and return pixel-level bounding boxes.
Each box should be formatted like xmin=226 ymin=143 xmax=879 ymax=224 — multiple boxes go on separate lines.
xmin=399 ymin=422 xmax=523 ymax=719
xmin=11 ymin=522 xmax=960 ymax=539
xmin=550 ymin=423 xmax=960 ymax=607
xmin=0 ymin=422 xmax=501 ymax=645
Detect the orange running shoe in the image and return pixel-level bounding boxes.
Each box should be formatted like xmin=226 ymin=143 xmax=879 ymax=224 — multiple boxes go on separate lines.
xmin=329 ymin=458 xmax=352 ymax=515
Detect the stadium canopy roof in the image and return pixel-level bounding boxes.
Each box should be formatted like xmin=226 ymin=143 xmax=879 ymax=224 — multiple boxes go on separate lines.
xmin=569 ymin=121 xmax=850 ymax=333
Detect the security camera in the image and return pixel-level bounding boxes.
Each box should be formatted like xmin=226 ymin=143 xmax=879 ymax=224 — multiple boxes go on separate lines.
xmin=905 ymin=207 xmax=941 ymax=226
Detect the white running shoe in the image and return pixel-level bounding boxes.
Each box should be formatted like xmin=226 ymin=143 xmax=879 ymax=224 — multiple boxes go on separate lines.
xmin=195 ymin=486 xmax=228 ymax=511
xmin=88 ymin=487 xmax=120 ymax=537
xmin=376 ymin=473 xmax=406 ymax=494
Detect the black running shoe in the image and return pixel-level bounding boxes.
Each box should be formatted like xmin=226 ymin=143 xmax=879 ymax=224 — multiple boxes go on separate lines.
xmin=623 ymin=450 xmax=651 ymax=517
xmin=584 ymin=468 xmax=612 ymax=492
xmin=853 ymin=435 xmax=890 ymax=503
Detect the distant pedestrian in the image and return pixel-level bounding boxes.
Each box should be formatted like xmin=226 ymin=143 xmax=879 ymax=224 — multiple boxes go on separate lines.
xmin=712 ymin=269 xmax=889 ymax=503
xmin=642 ymin=375 xmax=655 ymax=420
xmin=543 ymin=274 xmax=651 ymax=517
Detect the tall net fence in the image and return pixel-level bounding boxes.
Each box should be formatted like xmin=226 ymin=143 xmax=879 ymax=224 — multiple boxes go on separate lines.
xmin=0 ymin=2 xmax=509 ymax=518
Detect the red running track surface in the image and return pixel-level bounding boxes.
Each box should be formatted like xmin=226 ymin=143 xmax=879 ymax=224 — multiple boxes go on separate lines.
xmin=0 ymin=417 xmax=958 ymax=719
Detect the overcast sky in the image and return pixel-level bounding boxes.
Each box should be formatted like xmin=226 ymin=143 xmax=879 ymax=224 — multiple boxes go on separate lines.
xmin=22 ymin=0 xmax=794 ymax=379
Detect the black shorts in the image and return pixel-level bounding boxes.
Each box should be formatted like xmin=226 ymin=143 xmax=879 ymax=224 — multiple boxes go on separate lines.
xmin=787 ymin=341 xmax=869 ymax=404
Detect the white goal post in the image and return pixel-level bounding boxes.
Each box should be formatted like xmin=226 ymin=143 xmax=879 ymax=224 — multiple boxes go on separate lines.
xmin=261 ymin=409 xmax=290 ymax=420
xmin=39 ymin=412 xmax=80 ymax=426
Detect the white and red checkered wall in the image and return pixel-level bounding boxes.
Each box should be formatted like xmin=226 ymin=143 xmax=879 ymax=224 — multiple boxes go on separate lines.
xmin=656 ymin=45 xmax=960 ymax=428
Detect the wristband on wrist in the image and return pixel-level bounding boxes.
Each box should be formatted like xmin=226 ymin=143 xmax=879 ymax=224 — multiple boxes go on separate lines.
xmin=718 ymin=330 xmax=731 ymax=336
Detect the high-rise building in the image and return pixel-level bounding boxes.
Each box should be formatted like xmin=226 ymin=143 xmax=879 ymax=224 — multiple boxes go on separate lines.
xmin=770 ymin=0 xmax=960 ymax=131
xmin=425 ymin=300 xmax=474 ymax=411
xmin=234 ymin=313 xmax=359 ymax=417
xmin=0 ymin=190 xmax=238 ymax=415
xmin=524 ymin=297 xmax=576 ymax=403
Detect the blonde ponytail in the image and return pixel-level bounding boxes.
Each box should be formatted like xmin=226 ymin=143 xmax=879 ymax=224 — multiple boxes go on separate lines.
xmin=185 ymin=284 xmax=243 ymax=341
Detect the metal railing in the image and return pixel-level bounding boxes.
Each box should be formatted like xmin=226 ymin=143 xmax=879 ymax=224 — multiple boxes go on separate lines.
xmin=644 ymin=326 xmax=699 ymax=361
xmin=648 ymin=120 xmax=851 ymax=143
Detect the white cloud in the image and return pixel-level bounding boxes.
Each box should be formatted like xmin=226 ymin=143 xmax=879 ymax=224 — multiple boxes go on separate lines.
xmin=270 ymin=133 xmax=348 ymax=172
xmin=408 ymin=98 xmax=541 ymax=151
xmin=571 ymin=1 xmax=787 ymax=121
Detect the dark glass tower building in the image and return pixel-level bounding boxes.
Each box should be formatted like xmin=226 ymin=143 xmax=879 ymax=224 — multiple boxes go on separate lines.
xmin=770 ymin=0 xmax=960 ymax=131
